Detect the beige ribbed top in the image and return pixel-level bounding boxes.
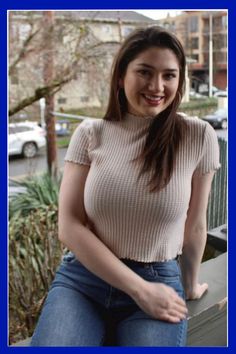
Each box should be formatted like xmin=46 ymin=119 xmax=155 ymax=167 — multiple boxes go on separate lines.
xmin=65 ymin=113 xmax=220 ymax=262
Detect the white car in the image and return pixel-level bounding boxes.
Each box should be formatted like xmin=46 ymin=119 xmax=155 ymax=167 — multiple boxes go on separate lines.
xmin=213 ymin=90 xmax=228 ymax=98
xmin=9 ymin=121 xmax=46 ymax=158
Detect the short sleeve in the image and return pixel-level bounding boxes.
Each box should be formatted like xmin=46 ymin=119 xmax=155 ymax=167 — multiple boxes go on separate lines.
xmin=64 ymin=119 xmax=91 ymax=165
xmin=195 ymin=122 xmax=221 ymax=176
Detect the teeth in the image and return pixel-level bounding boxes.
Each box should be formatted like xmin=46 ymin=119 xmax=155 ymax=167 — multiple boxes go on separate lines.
xmin=144 ymin=95 xmax=163 ymax=101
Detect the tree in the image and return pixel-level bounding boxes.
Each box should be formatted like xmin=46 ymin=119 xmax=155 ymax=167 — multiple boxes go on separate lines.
xmin=42 ymin=11 xmax=57 ymax=177
xmin=9 ymin=11 xmax=120 ymax=175
xmin=8 ymin=11 xmax=119 ymax=117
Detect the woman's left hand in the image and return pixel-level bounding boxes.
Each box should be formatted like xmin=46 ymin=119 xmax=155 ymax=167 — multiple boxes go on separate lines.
xmin=185 ymin=282 xmax=208 ymax=300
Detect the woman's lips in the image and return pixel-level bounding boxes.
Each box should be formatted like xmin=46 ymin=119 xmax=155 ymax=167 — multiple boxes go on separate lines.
xmin=142 ymin=94 xmax=164 ymax=106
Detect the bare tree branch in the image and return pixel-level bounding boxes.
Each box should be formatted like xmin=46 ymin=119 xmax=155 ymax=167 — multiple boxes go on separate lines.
xmin=9 ymin=77 xmax=71 ymax=116
xmin=9 ymin=28 xmax=41 ymax=76
xmin=9 ymin=12 xmax=119 ymax=117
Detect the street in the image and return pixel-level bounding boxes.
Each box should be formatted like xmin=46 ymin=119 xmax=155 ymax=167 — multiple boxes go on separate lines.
xmin=9 ymin=147 xmax=68 ymax=178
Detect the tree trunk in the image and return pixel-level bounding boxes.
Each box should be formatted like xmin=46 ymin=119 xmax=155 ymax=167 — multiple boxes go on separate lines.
xmin=43 ymin=11 xmax=58 ymax=178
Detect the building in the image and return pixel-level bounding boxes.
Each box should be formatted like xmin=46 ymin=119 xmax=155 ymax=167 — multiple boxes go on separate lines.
xmin=159 ymin=11 xmax=227 ymax=93
xmin=9 ymin=11 xmax=155 ymax=118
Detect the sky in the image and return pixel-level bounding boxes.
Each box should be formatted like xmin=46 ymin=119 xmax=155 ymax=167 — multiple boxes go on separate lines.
xmin=135 ymin=10 xmax=183 ymax=20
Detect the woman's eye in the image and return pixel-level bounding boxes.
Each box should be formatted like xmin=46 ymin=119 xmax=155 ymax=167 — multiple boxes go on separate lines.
xmin=138 ymin=70 xmax=151 ymax=77
xmin=164 ymin=73 xmax=176 ymax=80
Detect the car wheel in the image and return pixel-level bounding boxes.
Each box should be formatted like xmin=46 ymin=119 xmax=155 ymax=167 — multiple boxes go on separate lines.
xmin=22 ymin=142 xmax=37 ymax=158
xmin=221 ymin=119 xmax=227 ymax=130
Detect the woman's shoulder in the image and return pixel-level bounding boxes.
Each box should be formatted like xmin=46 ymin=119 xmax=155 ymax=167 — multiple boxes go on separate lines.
xmin=178 ymin=113 xmax=218 ymax=149
xmin=79 ymin=117 xmax=103 ymax=128
xmin=76 ymin=117 xmax=104 ymax=134
xmin=178 ymin=112 xmax=211 ymax=134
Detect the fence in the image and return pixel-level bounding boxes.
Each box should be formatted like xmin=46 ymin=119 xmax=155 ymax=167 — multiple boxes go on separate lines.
xmin=207 ymin=137 xmax=227 ymax=230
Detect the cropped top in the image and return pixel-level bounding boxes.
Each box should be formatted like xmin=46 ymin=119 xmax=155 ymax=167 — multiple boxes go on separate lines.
xmin=65 ymin=113 xmax=220 ymax=262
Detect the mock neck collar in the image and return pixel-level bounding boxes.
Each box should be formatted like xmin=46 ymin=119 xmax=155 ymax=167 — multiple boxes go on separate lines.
xmin=124 ymin=112 xmax=156 ymax=126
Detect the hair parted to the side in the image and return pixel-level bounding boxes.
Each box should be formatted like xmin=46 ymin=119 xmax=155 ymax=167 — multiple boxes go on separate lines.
xmin=103 ymin=26 xmax=188 ymax=192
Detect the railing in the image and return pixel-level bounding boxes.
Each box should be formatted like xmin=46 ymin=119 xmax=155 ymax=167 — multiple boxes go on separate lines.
xmin=207 ymin=137 xmax=227 ymax=230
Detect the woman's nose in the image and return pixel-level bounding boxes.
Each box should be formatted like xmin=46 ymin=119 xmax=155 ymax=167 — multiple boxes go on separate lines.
xmin=148 ymin=77 xmax=164 ymax=92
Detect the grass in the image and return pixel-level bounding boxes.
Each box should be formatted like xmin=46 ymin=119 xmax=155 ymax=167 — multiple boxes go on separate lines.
xmin=56 ymin=136 xmax=71 ymax=148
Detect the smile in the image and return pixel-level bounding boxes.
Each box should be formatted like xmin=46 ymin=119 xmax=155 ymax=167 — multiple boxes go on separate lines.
xmin=142 ymin=94 xmax=164 ymax=105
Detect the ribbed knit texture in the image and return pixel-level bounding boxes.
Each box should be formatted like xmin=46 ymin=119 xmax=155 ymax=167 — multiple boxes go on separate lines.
xmin=65 ymin=113 xmax=221 ymax=262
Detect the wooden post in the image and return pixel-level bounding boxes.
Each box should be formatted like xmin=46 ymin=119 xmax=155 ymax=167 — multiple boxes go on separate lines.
xmin=43 ymin=11 xmax=58 ymax=178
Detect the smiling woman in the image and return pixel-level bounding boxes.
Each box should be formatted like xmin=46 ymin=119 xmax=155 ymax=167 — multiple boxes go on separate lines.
xmin=121 ymin=47 xmax=180 ymax=117
xmin=30 ymin=26 xmax=220 ymax=347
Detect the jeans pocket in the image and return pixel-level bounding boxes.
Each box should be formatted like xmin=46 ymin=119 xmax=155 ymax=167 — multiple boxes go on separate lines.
xmin=152 ymin=261 xmax=181 ymax=283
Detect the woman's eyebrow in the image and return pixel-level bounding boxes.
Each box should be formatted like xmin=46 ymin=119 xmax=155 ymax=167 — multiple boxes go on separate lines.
xmin=137 ymin=63 xmax=178 ymax=72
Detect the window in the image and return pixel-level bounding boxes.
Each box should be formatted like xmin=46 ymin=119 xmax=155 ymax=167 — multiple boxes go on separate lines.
xmin=214 ymin=34 xmax=227 ymax=49
xmin=58 ymin=98 xmax=67 ymax=104
xmin=191 ymin=37 xmax=199 ymax=49
xmin=9 ymin=127 xmax=16 ymax=134
xmin=80 ymin=96 xmax=89 ymax=103
xmin=191 ymin=54 xmax=199 ymax=62
xmin=214 ymin=52 xmax=227 ymax=63
xmin=102 ymin=25 xmax=111 ymax=34
xmin=189 ymin=16 xmax=198 ymax=33
xmin=122 ymin=27 xmax=133 ymax=37
xmin=15 ymin=126 xmax=33 ymax=133
xmin=222 ymin=15 xmax=227 ymax=29
xmin=19 ymin=23 xmax=31 ymax=41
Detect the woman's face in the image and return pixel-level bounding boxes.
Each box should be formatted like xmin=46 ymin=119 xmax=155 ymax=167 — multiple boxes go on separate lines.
xmin=121 ymin=46 xmax=180 ymax=117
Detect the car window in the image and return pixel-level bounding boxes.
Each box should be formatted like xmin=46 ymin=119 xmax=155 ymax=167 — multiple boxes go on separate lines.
xmin=14 ymin=126 xmax=34 ymax=133
xmin=215 ymin=109 xmax=227 ymax=116
xmin=9 ymin=127 xmax=16 ymax=134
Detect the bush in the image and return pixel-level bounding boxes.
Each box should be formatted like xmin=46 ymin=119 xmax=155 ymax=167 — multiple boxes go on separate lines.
xmin=9 ymin=173 xmax=61 ymax=220
xmin=9 ymin=173 xmax=64 ymax=344
xmin=179 ymin=97 xmax=218 ymax=118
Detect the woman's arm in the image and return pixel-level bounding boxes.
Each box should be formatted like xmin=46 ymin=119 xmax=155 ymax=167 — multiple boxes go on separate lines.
xmin=58 ymin=162 xmax=187 ymax=322
xmin=180 ymin=171 xmax=215 ymax=300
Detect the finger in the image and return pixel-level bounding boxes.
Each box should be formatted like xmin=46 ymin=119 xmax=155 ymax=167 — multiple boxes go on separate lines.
xmin=172 ymin=302 xmax=188 ymax=315
xmin=174 ymin=295 xmax=187 ymax=307
xmin=162 ymin=313 xmax=185 ymax=323
xmin=168 ymin=288 xmax=187 ymax=306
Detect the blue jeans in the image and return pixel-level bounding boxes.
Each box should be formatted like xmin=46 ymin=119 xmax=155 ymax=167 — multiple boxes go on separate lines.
xmin=31 ymin=252 xmax=187 ymax=347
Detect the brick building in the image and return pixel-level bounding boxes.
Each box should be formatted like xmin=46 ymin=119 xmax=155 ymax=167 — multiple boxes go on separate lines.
xmin=159 ymin=11 xmax=227 ymax=93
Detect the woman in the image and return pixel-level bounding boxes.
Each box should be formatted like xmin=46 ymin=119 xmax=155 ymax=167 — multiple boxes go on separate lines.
xmin=31 ymin=26 xmax=220 ymax=347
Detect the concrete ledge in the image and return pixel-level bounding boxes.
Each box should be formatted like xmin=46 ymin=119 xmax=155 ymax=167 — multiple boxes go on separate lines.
xmin=187 ymin=252 xmax=227 ymax=346
xmin=11 ymin=253 xmax=227 ymax=347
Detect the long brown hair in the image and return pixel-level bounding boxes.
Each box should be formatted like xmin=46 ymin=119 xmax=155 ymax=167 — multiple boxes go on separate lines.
xmin=104 ymin=26 xmax=187 ymax=192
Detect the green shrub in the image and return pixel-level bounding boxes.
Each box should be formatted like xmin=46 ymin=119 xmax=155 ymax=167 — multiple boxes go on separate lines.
xmin=9 ymin=173 xmax=61 ymax=219
xmin=179 ymin=97 xmax=218 ymax=117
xmin=9 ymin=173 xmax=64 ymax=344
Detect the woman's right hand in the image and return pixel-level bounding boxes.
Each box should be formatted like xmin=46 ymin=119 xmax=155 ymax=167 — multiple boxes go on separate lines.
xmin=132 ymin=280 xmax=188 ymax=323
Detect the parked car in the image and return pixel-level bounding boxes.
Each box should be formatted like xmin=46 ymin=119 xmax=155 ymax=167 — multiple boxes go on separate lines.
xmin=212 ymin=85 xmax=227 ymax=97
xmin=55 ymin=120 xmax=70 ymax=136
xmin=9 ymin=122 xmax=46 ymax=158
xmin=213 ymin=90 xmax=228 ymax=98
xmin=202 ymin=108 xmax=227 ymax=129
xmin=189 ymin=90 xmax=207 ymax=99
